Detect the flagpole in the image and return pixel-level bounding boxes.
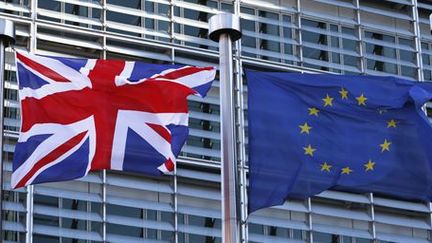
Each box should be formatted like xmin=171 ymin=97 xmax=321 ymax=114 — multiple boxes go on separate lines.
xmin=208 ymin=13 xmax=241 ymax=243
xmin=0 ymin=18 xmax=15 ymax=239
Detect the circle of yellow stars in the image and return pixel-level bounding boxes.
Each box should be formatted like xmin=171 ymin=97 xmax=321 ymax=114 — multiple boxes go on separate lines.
xmin=298 ymin=87 xmax=397 ymax=175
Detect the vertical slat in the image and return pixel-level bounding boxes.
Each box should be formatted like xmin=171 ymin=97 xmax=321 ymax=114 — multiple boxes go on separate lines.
xmin=412 ymin=0 xmax=424 ymax=81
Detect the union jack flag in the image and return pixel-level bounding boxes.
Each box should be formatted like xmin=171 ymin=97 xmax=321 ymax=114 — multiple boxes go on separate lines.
xmin=11 ymin=52 xmax=216 ymax=188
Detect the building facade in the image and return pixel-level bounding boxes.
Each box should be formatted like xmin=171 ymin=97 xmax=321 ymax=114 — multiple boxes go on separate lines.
xmin=1 ymin=0 xmax=432 ymax=242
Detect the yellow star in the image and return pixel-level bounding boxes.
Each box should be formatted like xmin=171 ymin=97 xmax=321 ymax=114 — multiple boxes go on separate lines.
xmin=356 ymin=93 xmax=367 ymax=106
xmin=299 ymin=122 xmax=312 ymax=134
xmin=303 ymin=144 xmax=316 ymax=157
xmin=380 ymin=139 xmax=391 ymax=152
xmin=308 ymin=107 xmax=319 ymax=116
xmin=320 ymin=162 xmax=332 ymax=172
xmin=339 ymin=88 xmax=348 ymax=99
xmin=341 ymin=167 xmax=353 ymax=175
xmin=387 ymin=119 xmax=397 ymax=128
xmin=322 ymin=94 xmax=334 ymax=107
xmin=364 ymin=159 xmax=375 ymax=171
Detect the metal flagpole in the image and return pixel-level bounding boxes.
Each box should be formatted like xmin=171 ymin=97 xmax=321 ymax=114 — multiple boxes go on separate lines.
xmin=0 ymin=18 xmax=15 ymax=240
xmin=208 ymin=13 xmax=241 ymax=243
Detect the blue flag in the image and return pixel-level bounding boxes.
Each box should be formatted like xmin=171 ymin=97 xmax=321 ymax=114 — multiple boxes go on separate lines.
xmin=247 ymin=71 xmax=432 ymax=213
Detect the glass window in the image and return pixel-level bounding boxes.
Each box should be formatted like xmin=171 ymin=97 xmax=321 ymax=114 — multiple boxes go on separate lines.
xmin=107 ymin=204 xmax=142 ymax=217
xmin=62 ymin=199 xmax=87 ymax=211
xmin=62 ymin=218 xmax=87 ymax=230
xmin=38 ymin=0 xmax=60 ymax=11
xmin=187 ymin=234 xmax=221 ymax=243
xmin=34 ymin=214 xmax=59 ymax=227
xmin=248 ymin=223 xmax=264 ymax=234
xmin=106 ymin=11 xmax=141 ymax=26
xmin=33 ymin=235 xmax=59 ymax=243
xmin=313 ymin=232 xmax=339 ymax=243
xmin=107 ymin=223 xmax=143 ymax=237
xmin=5 ymin=70 xmax=17 ymax=83
xmin=107 ymin=0 xmax=141 ymax=8
xmin=4 ymin=88 xmax=18 ymax=101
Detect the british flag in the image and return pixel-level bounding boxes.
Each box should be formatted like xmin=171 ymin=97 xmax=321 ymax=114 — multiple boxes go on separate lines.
xmin=11 ymin=52 xmax=216 ymax=188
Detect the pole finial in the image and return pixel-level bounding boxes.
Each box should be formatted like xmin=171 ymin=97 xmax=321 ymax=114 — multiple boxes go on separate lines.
xmin=0 ymin=19 xmax=15 ymax=47
xmin=208 ymin=13 xmax=241 ymax=42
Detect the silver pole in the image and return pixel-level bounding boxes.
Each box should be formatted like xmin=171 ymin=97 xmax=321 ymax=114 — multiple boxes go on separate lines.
xmin=0 ymin=18 xmax=15 ymax=240
xmin=219 ymin=32 xmax=237 ymax=243
xmin=209 ymin=13 xmax=241 ymax=243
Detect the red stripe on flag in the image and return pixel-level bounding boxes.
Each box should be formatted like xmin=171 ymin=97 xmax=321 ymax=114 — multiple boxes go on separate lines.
xmin=14 ymin=131 xmax=87 ymax=188
xmin=159 ymin=66 xmax=214 ymax=80
xmin=16 ymin=52 xmax=71 ymax=83
xmin=165 ymin=159 xmax=174 ymax=172
xmin=147 ymin=123 xmax=171 ymax=143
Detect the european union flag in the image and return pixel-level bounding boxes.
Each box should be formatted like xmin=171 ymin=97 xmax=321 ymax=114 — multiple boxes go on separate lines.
xmin=247 ymin=71 xmax=432 ymax=213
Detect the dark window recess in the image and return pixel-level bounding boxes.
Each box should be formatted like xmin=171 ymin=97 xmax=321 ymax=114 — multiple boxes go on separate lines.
xmin=200 ymin=103 xmax=213 ymax=160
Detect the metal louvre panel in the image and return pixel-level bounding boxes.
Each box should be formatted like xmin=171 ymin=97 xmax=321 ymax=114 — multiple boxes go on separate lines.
xmin=107 ymin=234 xmax=170 ymax=243
xmin=248 ymin=234 xmax=306 ymax=243
xmin=37 ymin=9 xmax=102 ymax=27
xmin=106 ymin=173 xmax=172 ymax=194
xmin=176 ymin=168 xmax=220 ymax=182
xmin=376 ymin=234 xmax=429 ymax=243
xmin=106 ymin=21 xmax=170 ymax=39
xmin=0 ymin=1 xmax=30 ymax=14
xmin=105 ymin=43 xmax=172 ymax=62
xmin=301 ymin=25 xmax=359 ymax=41
xmin=33 ymin=183 xmax=102 ymax=203
xmin=374 ymin=211 xmax=429 ymax=229
xmin=240 ymin=12 xmax=291 ymax=26
xmin=3 ymin=201 xmax=26 ymax=213
xmin=173 ymin=53 xmax=220 ymax=68
xmin=365 ymin=53 xmax=417 ymax=67
xmin=363 ymin=36 xmax=416 ymax=51
xmin=365 ymin=69 xmax=416 ymax=80
xmin=360 ymin=5 xmax=413 ymax=21
xmin=312 ymin=223 xmax=371 ymax=239
xmin=313 ymin=0 xmax=357 ymax=9
xmin=3 ymin=221 xmax=25 ymax=232
xmin=33 ymin=225 xmax=102 ymax=241
xmin=242 ymin=29 xmax=298 ymax=46
xmin=375 ymin=223 xmax=429 ymax=243
xmin=177 ymin=183 xmax=219 ymax=201
xmin=189 ymin=111 xmax=219 ymax=122
xmin=302 ymin=58 xmax=361 ymax=73
xmin=312 ymin=204 xmax=370 ymax=222
xmin=386 ymin=0 xmax=412 ymax=4
xmin=172 ymin=16 xmax=208 ymax=30
xmin=248 ymin=207 xmax=309 ymax=229
xmin=178 ymin=204 xmax=220 ymax=219
xmin=53 ymin=0 xmax=102 ymax=9
xmin=241 ymin=47 xmax=300 ymax=62
xmin=181 ymin=144 xmax=220 ymax=158
xmin=106 ymin=3 xmax=169 ymax=20
xmin=36 ymin=32 xmax=103 ymax=50
xmin=174 ymin=33 xmax=219 ymax=48
xmin=33 ymin=205 xmax=102 ymax=222
xmin=173 ymin=0 xmax=219 ymax=15
xmin=106 ymin=214 xmax=174 ymax=231
xmin=177 ymin=224 xmax=220 ymax=237
xmin=301 ymin=10 xmax=357 ymax=26
xmin=240 ymin=0 xmax=297 ymax=13
xmin=189 ymin=128 xmax=219 ymax=140
xmin=373 ymin=197 xmax=430 ymax=212
xmin=361 ymin=17 xmax=414 ymax=37
xmin=316 ymin=190 xmax=370 ymax=204
xmin=107 ymin=194 xmax=172 ymax=212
